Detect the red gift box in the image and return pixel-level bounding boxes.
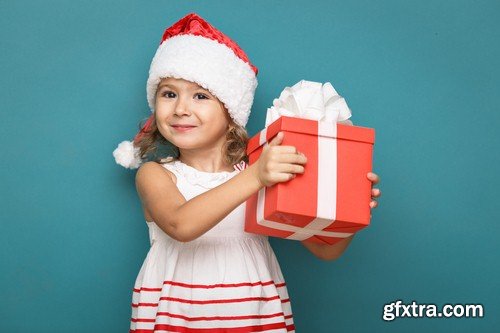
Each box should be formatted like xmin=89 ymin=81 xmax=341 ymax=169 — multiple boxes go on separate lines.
xmin=244 ymin=116 xmax=375 ymax=245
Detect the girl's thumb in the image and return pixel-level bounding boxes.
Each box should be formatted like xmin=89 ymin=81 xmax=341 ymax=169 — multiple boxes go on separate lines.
xmin=268 ymin=132 xmax=284 ymax=146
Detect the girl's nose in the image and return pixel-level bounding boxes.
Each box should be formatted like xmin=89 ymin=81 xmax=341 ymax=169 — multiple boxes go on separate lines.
xmin=173 ymin=98 xmax=192 ymax=117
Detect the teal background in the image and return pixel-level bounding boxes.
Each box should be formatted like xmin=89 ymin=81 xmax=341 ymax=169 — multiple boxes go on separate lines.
xmin=1 ymin=0 xmax=499 ymax=332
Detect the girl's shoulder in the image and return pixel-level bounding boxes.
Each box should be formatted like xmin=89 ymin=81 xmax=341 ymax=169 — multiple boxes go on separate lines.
xmin=138 ymin=160 xmax=177 ymax=185
xmin=136 ymin=160 xmax=178 ymax=223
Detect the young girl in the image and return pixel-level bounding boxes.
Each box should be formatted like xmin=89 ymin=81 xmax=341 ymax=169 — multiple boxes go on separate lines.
xmin=113 ymin=13 xmax=381 ymax=333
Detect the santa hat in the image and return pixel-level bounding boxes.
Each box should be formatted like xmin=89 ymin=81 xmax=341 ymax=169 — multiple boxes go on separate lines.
xmin=113 ymin=12 xmax=259 ymax=169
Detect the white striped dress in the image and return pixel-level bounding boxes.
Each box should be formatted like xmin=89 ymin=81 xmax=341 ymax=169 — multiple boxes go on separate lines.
xmin=130 ymin=160 xmax=295 ymax=332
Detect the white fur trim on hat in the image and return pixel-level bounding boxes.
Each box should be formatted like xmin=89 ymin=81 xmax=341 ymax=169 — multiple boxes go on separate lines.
xmin=146 ymin=34 xmax=258 ymax=127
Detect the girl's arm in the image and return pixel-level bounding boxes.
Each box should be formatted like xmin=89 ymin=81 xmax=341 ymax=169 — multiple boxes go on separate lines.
xmin=136 ymin=161 xmax=262 ymax=242
xmin=136 ymin=132 xmax=307 ymax=242
xmin=301 ymin=235 xmax=355 ymax=261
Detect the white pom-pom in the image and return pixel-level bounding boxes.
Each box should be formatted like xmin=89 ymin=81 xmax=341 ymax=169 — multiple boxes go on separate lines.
xmin=112 ymin=141 xmax=142 ymax=169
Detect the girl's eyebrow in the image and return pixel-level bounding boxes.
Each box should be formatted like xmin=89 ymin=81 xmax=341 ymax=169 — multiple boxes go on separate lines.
xmin=158 ymin=82 xmax=205 ymax=91
xmin=158 ymin=83 xmax=214 ymax=98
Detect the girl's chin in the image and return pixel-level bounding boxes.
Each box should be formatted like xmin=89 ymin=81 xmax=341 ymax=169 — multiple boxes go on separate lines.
xmin=169 ymin=138 xmax=204 ymax=149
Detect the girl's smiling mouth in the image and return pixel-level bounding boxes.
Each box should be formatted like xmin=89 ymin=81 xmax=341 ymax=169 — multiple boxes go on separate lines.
xmin=171 ymin=124 xmax=197 ymax=132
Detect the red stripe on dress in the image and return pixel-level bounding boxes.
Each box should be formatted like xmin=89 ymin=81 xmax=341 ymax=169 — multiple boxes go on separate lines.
xmin=155 ymin=311 xmax=286 ymax=321
xmin=133 ymin=280 xmax=286 ymax=293
xmin=132 ymin=296 xmax=290 ymax=308
xmin=130 ymin=325 xmax=295 ymax=333
xmin=140 ymin=321 xmax=289 ymax=332
xmin=132 ymin=295 xmax=290 ymax=308
xmin=131 ymin=311 xmax=293 ymax=324
xmin=164 ymin=280 xmax=286 ymax=289
xmin=131 ymin=302 xmax=158 ymax=307
xmin=131 ymin=318 xmax=156 ymax=323
xmin=159 ymin=295 xmax=287 ymax=304
xmin=133 ymin=287 xmax=162 ymax=292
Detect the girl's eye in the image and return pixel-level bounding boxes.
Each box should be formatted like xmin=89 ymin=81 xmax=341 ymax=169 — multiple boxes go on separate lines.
xmin=162 ymin=91 xmax=176 ymax=98
xmin=195 ymin=93 xmax=208 ymax=100
xmin=160 ymin=91 xmax=208 ymax=100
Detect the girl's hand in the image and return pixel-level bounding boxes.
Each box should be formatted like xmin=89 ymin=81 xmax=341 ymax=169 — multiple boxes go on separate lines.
xmin=254 ymin=132 xmax=307 ymax=187
xmin=367 ymin=172 xmax=381 ymax=209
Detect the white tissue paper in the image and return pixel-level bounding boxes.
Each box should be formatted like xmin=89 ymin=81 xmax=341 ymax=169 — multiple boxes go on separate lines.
xmin=265 ymin=80 xmax=353 ymax=127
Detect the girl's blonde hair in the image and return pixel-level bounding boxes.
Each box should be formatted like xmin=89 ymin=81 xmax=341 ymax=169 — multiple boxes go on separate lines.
xmin=135 ymin=111 xmax=249 ymax=166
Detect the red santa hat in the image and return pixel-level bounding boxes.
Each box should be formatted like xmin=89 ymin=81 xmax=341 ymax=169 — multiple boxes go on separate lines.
xmin=113 ymin=12 xmax=259 ymax=169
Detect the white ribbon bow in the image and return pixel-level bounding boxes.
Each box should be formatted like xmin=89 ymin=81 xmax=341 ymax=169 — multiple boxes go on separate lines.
xmin=265 ymin=80 xmax=353 ymax=127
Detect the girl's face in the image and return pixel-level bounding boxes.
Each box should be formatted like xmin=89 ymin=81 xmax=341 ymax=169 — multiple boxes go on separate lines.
xmin=154 ymin=77 xmax=230 ymax=152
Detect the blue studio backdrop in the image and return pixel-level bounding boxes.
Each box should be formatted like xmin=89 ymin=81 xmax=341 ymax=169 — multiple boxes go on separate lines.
xmin=1 ymin=1 xmax=499 ymax=332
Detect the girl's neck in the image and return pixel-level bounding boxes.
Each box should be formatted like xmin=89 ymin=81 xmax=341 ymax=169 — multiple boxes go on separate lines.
xmin=178 ymin=149 xmax=233 ymax=173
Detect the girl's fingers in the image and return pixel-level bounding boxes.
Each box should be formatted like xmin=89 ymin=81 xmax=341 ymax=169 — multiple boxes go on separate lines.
xmin=268 ymin=132 xmax=284 ymax=146
xmin=369 ymin=200 xmax=378 ymax=208
xmin=272 ymin=145 xmax=299 ymax=154
xmin=270 ymin=172 xmax=295 ymax=183
xmin=371 ymin=188 xmax=381 ymax=197
xmin=274 ymin=163 xmax=305 ymax=174
xmin=367 ymin=172 xmax=379 ymax=184
xmin=276 ymin=153 xmax=308 ymax=165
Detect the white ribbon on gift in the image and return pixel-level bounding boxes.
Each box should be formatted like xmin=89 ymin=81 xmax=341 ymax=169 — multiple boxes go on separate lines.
xmin=256 ymin=80 xmax=355 ymax=241
xmin=256 ymin=125 xmax=354 ymax=241
xmin=265 ymin=80 xmax=353 ymax=127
